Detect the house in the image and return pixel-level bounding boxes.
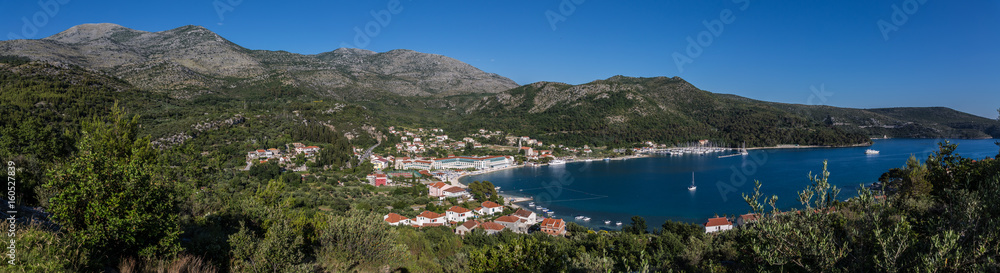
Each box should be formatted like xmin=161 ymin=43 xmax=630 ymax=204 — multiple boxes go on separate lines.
xmin=540 ymin=218 xmax=567 ymax=236
xmin=736 ymin=213 xmax=758 ymax=227
xmin=415 ymin=211 xmax=447 ymax=227
xmin=383 ymin=213 xmax=411 ymax=226
xmin=455 ymin=220 xmax=480 ymax=235
xmin=446 ymin=206 xmax=473 ymax=223
xmin=480 ymin=221 xmax=505 ymax=235
xmin=428 ymin=182 xmax=450 ymax=197
xmin=480 ymin=201 xmax=504 ymax=215
xmin=704 ymin=217 xmax=733 ymax=233
xmin=512 ymin=209 xmax=537 ymax=224
xmin=295 ymin=146 xmax=320 ymax=156
xmin=495 ymin=215 xmax=528 ymax=233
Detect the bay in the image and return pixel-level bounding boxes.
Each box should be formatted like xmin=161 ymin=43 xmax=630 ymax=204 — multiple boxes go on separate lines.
xmin=460 ymin=139 xmax=999 ymax=230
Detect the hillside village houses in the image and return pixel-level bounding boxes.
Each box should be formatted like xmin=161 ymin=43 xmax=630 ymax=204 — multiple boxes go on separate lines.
xmin=382 ymin=201 xmax=567 ymax=236
xmin=246 ymin=142 xmax=321 ymax=165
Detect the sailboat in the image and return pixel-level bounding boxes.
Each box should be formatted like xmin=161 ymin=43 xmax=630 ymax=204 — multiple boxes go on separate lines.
xmin=688 ymin=172 xmax=697 ymax=191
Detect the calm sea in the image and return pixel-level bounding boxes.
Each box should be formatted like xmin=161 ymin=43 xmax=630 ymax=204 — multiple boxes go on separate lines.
xmin=460 ymin=139 xmax=999 ymax=230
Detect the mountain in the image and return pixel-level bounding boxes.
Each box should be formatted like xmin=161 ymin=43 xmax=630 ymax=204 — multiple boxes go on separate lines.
xmin=457 ymin=76 xmax=1000 ymax=147
xmin=0 ymin=23 xmax=518 ymax=99
xmin=2 ymin=23 xmax=996 ymax=148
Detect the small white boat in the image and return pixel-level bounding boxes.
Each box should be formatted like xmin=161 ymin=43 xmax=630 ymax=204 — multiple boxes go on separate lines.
xmin=615 ymin=221 xmax=622 ymax=226
xmin=604 ymin=220 xmax=612 ymax=225
xmin=603 ymin=158 xmax=611 ymax=161
xmin=575 ymin=215 xmax=585 ymax=220
xmin=549 ymin=159 xmax=566 ymax=165
xmin=582 ymin=217 xmax=591 ymax=221
xmin=866 ymin=149 xmax=880 ymax=155
xmin=547 ymin=211 xmax=555 ymax=215
xmin=584 ymin=158 xmax=593 ymax=162
xmin=688 ymin=172 xmax=697 ymax=191
xmin=528 ymin=202 xmax=535 ymax=207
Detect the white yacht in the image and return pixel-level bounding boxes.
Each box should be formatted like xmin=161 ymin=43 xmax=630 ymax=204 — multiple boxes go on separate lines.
xmin=688 ymin=172 xmax=697 ymax=191
xmin=549 ymin=159 xmax=566 ymax=165
xmin=866 ymin=149 xmax=880 ymax=155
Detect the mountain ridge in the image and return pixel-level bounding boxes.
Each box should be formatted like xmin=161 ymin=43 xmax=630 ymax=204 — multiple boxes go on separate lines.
xmin=0 ymin=23 xmax=519 ymax=99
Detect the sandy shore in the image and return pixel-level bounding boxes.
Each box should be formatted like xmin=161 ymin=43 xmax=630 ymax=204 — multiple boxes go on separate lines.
xmin=447 ymin=164 xmax=526 ymax=188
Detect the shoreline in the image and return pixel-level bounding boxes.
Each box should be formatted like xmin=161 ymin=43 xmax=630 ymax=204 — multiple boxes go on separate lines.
xmin=447 ymin=154 xmax=652 ymax=188
xmin=744 ymin=143 xmax=872 ymax=150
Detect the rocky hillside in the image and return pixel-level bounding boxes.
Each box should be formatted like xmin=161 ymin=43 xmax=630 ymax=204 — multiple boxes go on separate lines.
xmin=461 ymin=76 xmax=999 ymax=146
xmin=0 ymin=23 xmax=518 ymax=99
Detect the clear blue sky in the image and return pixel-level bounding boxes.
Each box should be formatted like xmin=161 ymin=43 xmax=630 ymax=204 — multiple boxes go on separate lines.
xmin=2 ymin=0 xmax=998 ymax=118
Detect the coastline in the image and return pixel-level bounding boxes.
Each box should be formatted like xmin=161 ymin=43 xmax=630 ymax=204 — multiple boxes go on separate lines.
xmin=744 ymin=142 xmax=872 ymax=150
xmin=450 ymin=154 xmax=651 ymax=208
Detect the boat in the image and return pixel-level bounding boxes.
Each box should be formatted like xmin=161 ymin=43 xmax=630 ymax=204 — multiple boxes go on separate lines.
xmin=584 ymin=158 xmax=593 ymax=162
xmin=866 ymin=149 xmax=880 ymax=155
xmin=528 ymin=202 xmax=535 ymax=207
xmin=575 ymin=215 xmax=585 ymax=220
xmin=582 ymin=217 xmax=591 ymax=221
xmin=547 ymin=211 xmax=555 ymax=215
xmin=688 ymin=172 xmax=697 ymax=191
xmin=549 ymin=159 xmax=566 ymax=165
xmin=603 ymin=157 xmax=611 ymax=161
xmin=615 ymin=221 xmax=622 ymax=226
xmin=604 ymin=220 xmax=612 ymax=225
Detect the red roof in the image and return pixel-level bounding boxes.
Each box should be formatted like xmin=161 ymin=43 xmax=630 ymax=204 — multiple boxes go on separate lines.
xmin=739 ymin=214 xmax=758 ymax=222
xmin=384 ymin=213 xmax=409 ymax=224
xmin=513 ymin=209 xmax=534 ymax=218
xmin=444 ymin=187 xmax=466 ymax=193
xmin=495 ymin=215 xmax=519 ymax=223
xmin=480 ymin=222 xmax=505 ymax=231
xmin=429 ymin=182 xmax=449 ymax=189
xmin=417 ymin=211 xmax=444 ymax=219
xmin=460 ymin=220 xmax=481 ymax=230
xmin=447 ymin=206 xmax=471 ymax=213
xmin=705 ymin=217 xmax=732 ymax=227
xmin=541 ymin=218 xmax=565 ymax=229
xmin=481 ymin=201 xmax=502 ymax=208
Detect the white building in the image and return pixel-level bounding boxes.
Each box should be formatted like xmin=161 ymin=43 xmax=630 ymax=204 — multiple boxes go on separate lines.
xmin=446 ymin=206 xmax=473 ymax=223
xmin=704 ymin=217 xmax=733 ymax=233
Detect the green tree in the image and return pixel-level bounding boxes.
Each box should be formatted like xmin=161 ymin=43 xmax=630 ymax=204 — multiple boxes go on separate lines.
xmin=43 ymin=105 xmax=181 ymax=264
xmin=623 ymin=216 xmax=648 ymax=235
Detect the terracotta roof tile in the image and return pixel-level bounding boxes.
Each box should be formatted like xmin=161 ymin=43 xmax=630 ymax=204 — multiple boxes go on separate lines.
xmin=705 ymin=217 xmax=732 ymax=227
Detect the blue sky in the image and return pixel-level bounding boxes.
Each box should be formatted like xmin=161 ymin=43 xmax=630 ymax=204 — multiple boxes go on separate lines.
xmin=2 ymin=0 xmax=998 ymax=118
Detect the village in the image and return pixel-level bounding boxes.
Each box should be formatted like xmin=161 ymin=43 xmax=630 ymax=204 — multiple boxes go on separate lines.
xmin=243 ymin=126 xmax=750 ymax=236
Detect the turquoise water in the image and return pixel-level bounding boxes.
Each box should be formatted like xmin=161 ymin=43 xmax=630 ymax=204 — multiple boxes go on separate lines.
xmin=460 ymin=139 xmax=999 ymax=230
